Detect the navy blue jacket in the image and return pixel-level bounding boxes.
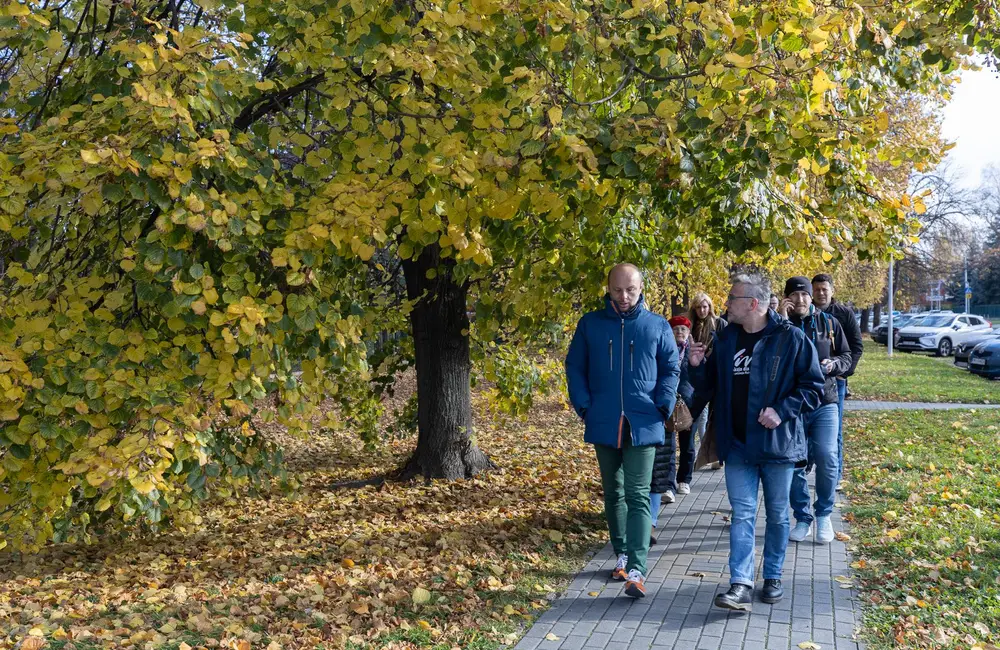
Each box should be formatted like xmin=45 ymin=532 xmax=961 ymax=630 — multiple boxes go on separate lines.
xmin=566 ymin=295 xmax=681 ymax=448
xmin=675 ymin=341 xmax=694 ymax=410
xmin=689 ymin=310 xmax=824 ymax=464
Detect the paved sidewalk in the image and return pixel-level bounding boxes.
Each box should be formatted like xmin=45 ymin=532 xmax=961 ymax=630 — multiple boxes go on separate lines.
xmin=844 ymin=400 xmax=1000 ymax=411
xmin=515 ymin=468 xmax=864 ymax=650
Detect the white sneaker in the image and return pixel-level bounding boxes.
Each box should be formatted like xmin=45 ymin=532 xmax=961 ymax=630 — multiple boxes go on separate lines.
xmin=788 ymin=521 xmax=811 ymax=542
xmin=835 ymin=481 xmax=843 ymax=492
xmin=611 ymin=553 xmax=628 ymax=580
xmin=816 ymin=516 xmax=835 ymax=543
xmin=663 ymin=489 xmax=676 ymax=504
xmin=676 ymin=482 xmax=691 ymax=495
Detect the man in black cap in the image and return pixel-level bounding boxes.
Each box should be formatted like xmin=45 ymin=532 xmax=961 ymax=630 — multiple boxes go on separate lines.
xmin=777 ymin=277 xmax=852 ymax=544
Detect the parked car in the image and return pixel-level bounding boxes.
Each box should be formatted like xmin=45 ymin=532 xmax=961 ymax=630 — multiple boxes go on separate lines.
xmin=954 ymin=326 xmax=1000 ymax=363
xmin=896 ymin=313 xmax=993 ymax=356
xmin=968 ymin=338 xmax=1000 ymax=378
xmin=872 ymin=313 xmax=922 ymax=345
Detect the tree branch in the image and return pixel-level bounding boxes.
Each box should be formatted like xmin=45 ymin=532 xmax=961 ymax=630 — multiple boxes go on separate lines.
xmin=233 ymin=73 xmax=325 ymax=131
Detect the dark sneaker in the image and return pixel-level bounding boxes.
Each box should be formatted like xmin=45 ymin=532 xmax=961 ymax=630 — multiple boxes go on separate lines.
xmin=649 ymin=534 xmax=657 ymax=546
xmin=624 ymin=569 xmax=647 ymax=598
xmin=714 ymin=584 xmax=753 ymax=611
xmin=761 ymin=579 xmax=783 ymax=604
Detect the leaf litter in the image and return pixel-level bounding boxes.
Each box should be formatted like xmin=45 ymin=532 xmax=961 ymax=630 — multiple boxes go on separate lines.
xmin=0 ymin=380 xmax=610 ymax=649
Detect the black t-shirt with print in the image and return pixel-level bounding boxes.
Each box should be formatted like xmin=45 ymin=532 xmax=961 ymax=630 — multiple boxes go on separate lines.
xmin=731 ymin=327 xmax=764 ymax=444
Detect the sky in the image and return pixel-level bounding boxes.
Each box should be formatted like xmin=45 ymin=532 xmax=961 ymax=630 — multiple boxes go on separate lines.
xmin=940 ymin=65 xmax=1000 ymax=189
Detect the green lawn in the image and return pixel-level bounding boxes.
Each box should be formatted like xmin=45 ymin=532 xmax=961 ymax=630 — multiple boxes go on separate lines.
xmin=849 ymin=340 xmax=999 ymax=403
xmin=844 ymin=409 xmax=1000 ymax=649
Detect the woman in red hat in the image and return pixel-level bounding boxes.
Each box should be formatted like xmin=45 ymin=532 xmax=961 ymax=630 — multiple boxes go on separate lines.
xmin=649 ymin=315 xmax=697 ymax=544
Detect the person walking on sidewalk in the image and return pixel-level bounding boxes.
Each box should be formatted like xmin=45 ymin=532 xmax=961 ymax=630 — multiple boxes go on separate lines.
xmin=688 ymin=273 xmax=824 ymax=611
xmin=649 ymin=315 xmax=696 ymax=545
xmin=811 ymin=273 xmax=864 ymax=490
xmin=688 ymin=292 xmax=727 ymax=468
xmin=565 ymin=263 xmax=681 ymax=599
xmin=668 ymin=315 xmax=698 ymax=496
xmin=778 ymin=277 xmax=853 ymax=544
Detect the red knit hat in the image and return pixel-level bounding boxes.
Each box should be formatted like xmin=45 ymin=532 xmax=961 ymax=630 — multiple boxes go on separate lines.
xmin=668 ymin=316 xmax=692 ymax=329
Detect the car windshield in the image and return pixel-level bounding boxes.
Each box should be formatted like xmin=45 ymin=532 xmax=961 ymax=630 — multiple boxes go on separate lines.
xmin=918 ymin=316 xmax=955 ymax=328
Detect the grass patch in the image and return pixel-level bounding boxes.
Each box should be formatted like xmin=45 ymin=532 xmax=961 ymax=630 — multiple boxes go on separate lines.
xmin=844 ymin=409 xmax=1000 ymax=649
xmin=848 ymin=340 xmax=999 ymax=403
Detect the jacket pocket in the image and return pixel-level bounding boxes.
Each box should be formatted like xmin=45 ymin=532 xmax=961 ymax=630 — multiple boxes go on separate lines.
xmin=760 ymin=422 xmax=794 ymax=459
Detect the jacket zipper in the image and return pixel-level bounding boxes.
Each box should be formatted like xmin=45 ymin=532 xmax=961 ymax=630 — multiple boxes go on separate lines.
xmin=608 ymin=339 xmax=613 ymax=371
xmin=630 ymin=340 xmax=634 ymax=371
xmin=618 ymin=318 xmax=632 ymax=448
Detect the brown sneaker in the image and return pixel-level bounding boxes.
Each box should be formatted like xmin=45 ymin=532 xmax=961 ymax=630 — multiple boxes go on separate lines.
xmin=624 ymin=569 xmax=647 ymax=598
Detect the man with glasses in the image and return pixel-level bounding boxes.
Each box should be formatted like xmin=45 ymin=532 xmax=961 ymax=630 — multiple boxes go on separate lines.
xmin=689 ymin=273 xmax=824 ymax=610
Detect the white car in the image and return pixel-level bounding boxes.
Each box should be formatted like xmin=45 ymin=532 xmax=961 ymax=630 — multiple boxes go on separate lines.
xmin=895 ymin=313 xmax=993 ymax=357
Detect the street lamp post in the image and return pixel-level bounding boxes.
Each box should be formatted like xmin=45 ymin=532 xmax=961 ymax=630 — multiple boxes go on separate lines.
xmin=888 ymin=259 xmax=894 ymax=358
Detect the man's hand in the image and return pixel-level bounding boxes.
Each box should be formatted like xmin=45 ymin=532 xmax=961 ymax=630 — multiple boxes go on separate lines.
xmin=778 ymin=298 xmax=794 ymax=318
xmin=758 ymin=407 xmax=781 ymax=429
xmin=688 ymin=342 xmax=707 ymax=367
xmin=820 ymin=359 xmax=835 ymax=375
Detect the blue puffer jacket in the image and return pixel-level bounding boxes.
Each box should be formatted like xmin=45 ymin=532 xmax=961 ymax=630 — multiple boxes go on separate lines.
xmin=689 ymin=310 xmax=824 ymax=464
xmin=565 ymin=295 xmax=681 ymax=448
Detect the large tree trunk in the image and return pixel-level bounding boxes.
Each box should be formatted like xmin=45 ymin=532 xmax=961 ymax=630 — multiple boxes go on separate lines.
xmin=398 ymin=243 xmax=495 ymax=480
xmin=872 ymin=303 xmax=881 ymax=329
xmin=859 ymin=307 xmax=871 ymax=333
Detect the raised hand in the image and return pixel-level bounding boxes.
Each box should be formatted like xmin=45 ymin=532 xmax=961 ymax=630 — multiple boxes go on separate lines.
xmin=688 ymin=342 xmax=707 ymax=367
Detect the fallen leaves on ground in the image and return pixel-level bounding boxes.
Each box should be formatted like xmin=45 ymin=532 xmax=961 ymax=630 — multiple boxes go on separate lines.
xmin=844 ymin=410 xmax=1000 ymax=649
xmin=0 ymin=379 xmax=608 ymax=649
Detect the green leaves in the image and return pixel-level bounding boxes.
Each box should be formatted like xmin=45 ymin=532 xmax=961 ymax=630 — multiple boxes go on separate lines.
xmin=0 ymin=0 xmax=993 ymax=550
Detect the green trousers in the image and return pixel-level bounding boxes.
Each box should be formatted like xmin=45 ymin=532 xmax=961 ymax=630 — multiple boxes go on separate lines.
xmin=594 ymin=429 xmax=656 ymax=576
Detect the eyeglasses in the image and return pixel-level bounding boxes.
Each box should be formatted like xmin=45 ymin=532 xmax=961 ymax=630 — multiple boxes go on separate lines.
xmin=726 ymin=294 xmax=755 ymax=303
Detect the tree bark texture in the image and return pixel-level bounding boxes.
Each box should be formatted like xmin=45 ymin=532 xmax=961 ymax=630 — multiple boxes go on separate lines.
xmin=399 ymin=243 xmax=495 ymax=479
xmin=860 ymin=307 xmax=871 ymax=333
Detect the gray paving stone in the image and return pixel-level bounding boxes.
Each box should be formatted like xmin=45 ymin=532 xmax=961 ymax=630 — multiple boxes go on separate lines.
xmin=582 ymin=631 xmax=612 ymax=648
xmin=559 ymin=636 xmax=589 ymax=650
xmin=513 ymin=464 xmax=867 ymax=650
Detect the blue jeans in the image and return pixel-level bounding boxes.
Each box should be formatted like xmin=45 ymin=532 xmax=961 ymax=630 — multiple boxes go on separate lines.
xmin=694 ymin=405 xmax=709 ymax=442
xmin=724 ymin=445 xmax=795 ymax=586
xmin=836 ymin=379 xmax=847 ymax=482
xmin=650 ymin=492 xmax=662 ymax=528
xmin=790 ymin=403 xmax=840 ymax=525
